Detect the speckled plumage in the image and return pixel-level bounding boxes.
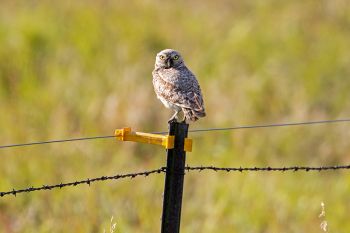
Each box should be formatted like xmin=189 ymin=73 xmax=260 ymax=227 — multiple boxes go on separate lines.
xmin=152 ymin=49 xmax=206 ymax=123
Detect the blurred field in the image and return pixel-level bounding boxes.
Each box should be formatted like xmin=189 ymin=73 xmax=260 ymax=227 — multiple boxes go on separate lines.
xmin=1 ymin=0 xmax=350 ymax=232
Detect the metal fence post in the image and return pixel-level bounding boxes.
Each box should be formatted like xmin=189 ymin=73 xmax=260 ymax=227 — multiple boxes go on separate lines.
xmin=161 ymin=121 xmax=189 ymax=233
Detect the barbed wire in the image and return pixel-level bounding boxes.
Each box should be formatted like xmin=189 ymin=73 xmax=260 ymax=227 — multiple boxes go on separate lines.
xmin=0 ymin=168 xmax=166 ymax=197
xmin=1 ymin=118 xmax=350 ymax=150
xmin=185 ymin=164 xmax=350 ymax=172
xmin=1 ymin=164 xmax=350 ymax=197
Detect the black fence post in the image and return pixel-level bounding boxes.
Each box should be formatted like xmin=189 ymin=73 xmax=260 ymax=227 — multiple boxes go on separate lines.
xmin=161 ymin=121 xmax=189 ymax=233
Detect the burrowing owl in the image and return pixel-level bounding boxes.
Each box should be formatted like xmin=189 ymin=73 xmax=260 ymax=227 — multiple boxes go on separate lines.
xmin=152 ymin=49 xmax=206 ymax=123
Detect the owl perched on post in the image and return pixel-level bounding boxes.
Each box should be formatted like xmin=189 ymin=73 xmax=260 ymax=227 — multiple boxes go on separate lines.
xmin=152 ymin=49 xmax=206 ymax=123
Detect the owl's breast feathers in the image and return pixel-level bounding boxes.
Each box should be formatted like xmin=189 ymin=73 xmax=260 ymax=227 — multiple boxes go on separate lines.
xmin=152 ymin=67 xmax=206 ymax=121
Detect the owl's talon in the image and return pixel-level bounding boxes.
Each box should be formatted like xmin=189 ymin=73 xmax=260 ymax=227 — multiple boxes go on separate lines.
xmin=168 ymin=118 xmax=177 ymax=124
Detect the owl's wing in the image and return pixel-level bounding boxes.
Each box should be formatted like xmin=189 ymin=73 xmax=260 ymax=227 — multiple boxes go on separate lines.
xmin=153 ymin=69 xmax=205 ymax=112
xmin=169 ymin=76 xmax=205 ymax=112
xmin=173 ymin=88 xmax=205 ymax=112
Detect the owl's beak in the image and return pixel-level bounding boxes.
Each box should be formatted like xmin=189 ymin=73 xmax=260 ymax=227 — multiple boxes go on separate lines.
xmin=166 ymin=58 xmax=173 ymax=68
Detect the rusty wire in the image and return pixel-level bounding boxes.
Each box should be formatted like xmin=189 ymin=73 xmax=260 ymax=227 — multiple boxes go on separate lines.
xmin=1 ymin=164 xmax=350 ymax=197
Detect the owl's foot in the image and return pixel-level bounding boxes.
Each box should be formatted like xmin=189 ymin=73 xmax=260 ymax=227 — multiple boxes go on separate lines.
xmin=168 ymin=118 xmax=178 ymax=124
xmin=168 ymin=110 xmax=181 ymax=124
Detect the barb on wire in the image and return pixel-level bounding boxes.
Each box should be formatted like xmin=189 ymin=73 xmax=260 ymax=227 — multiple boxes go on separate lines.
xmin=0 ymin=167 xmax=166 ymax=198
xmin=185 ymin=164 xmax=350 ymax=172
xmin=1 ymin=164 xmax=350 ymax=197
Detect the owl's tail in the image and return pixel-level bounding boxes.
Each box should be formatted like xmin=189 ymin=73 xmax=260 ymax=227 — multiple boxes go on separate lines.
xmin=183 ymin=108 xmax=206 ymax=122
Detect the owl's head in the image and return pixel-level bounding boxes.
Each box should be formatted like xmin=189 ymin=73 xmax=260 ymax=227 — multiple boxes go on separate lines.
xmin=155 ymin=49 xmax=184 ymax=69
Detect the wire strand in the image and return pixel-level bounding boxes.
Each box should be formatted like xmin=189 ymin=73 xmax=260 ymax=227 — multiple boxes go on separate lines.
xmin=0 ymin=135 xmax=115 ymax=149
xmin=1 ymin=164 xmax=349 ymax=197
xmin=1 ymin=118 xmax=350 ymax=149
xmin=188 ymin=118 xmax=350 ymax=133
xmin=0 ymin=167 xmax=166 ymax=197
xmin=185 ymin=164 xmax=350 ymax=172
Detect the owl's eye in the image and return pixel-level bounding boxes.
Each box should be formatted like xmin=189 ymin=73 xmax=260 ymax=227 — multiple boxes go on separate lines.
xmin=173 ymin=55 xmax=179 ymax=60
xmin=159 ymin=55 xmax=165 ymax=60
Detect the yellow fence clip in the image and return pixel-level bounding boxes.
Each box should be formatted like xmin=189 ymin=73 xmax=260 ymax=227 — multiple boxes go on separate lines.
xmin=184 ymin=138 xmax=192 ymax=152
xmin=115 ymin=127 xmax=174 ymax=149
xmin=114 ymin=127 xmax=193 ymax=152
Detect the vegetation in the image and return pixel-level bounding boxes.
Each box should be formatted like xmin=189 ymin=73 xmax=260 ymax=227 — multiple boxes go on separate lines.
xmin=1 ymin=0 xmax=350 ymax=232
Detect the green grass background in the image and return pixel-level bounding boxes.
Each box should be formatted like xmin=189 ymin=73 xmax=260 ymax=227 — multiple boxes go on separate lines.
xmin=1 ymin=0 xmax=350 ymax=232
